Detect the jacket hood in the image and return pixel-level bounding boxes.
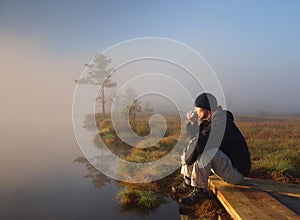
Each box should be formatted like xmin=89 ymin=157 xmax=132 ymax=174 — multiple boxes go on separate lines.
xmin=211 ymin=106 xmax=234 ymax=123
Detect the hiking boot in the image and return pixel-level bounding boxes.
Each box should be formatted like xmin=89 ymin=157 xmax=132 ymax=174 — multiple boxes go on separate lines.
xmin=179 ymin=187 xmax=209 ymax=205
xmin=171 ymin=181 xmax=193 ymax=194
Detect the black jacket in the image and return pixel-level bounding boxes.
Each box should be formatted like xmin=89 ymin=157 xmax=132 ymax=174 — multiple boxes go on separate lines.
xmin=186 ymin=106 xmax=251 ymax=176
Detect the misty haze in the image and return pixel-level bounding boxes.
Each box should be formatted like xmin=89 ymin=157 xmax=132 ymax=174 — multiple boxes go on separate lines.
xmin=1 ymin=1 xmax=300 ymax=220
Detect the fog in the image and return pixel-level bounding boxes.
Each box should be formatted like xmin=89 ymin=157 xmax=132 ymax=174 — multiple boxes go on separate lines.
xmin=1 ymin=34 xmax=299 ymax=131
xmin=1 ymin=30 xmax=299 ymax=189
xmin=0 ymin=34 xmax=82 ymax=189
xmin=216 ymin=61 xmax=300 ymax=114
xmin=0 ymin=2 xmax=299 ymax=219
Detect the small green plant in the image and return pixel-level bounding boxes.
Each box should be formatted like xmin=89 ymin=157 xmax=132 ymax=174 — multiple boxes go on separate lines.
xmin=116 ymin=188 xmax=166 ymax=210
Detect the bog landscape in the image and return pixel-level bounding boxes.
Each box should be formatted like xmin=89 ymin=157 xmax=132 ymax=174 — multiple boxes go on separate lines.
xmin=76 ymin=110 xmax=300 ymax=219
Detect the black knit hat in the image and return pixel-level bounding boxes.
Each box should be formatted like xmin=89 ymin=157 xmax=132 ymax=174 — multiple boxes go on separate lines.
xmin=194 ymin=93 xmax=218 ymax=111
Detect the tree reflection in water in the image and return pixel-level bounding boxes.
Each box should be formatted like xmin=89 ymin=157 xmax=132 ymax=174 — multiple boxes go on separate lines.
xmin=75 ymin=157 xmax=231 ymax=219
xmin=74 ymin=156 xmax=178 ymax=215
xmin=74 ymin=157 xmax=111 ymax=190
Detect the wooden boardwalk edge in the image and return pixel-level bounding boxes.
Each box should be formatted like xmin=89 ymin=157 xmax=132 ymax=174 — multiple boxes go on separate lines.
xmin=209 ymin=179 xmax=243 ymax=220
xmin=208 ymin=176 xmax=300 ymax=220
xmin=243 ymin=177 xmax=300 ymax=198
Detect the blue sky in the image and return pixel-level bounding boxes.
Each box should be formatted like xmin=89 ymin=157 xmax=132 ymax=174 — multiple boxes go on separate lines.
xmin=1 ymin=0 xmax=300 ymax=114
xmin=1 ymin=1 xmax=299 ymax=55
xmin=0 ymin=1 xmax=300 ymax=51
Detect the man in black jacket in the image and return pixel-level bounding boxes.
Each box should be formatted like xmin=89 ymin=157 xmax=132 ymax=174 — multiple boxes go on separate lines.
xmin=172 ymin=93 xmax=251 ymax=205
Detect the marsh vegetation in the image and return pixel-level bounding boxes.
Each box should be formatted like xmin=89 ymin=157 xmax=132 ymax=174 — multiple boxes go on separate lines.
xmin=236 ymin=115 xmax=300 ymax=183
xmin=77 ymin=113 xmax=300 ymax=219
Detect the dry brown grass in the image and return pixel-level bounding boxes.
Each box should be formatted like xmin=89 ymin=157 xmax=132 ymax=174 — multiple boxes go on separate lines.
xmin=236 ymin=115 xmax=300 ymax=183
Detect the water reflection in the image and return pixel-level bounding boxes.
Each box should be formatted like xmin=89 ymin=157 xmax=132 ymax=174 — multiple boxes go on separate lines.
xmin=178 ymin=206 xmax=199 ymax=220
xmin=75 ymin=156 xmax=174 ymax=214
xmin=75 ymin=156 xmax=231 ymax=220
xmin=74 ymin=157 xmax=111 ymax=190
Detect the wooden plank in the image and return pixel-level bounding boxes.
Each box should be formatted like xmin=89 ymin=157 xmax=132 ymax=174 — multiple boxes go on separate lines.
xmin=242 ymin=177 xmax=300 ymax=198
xmin=208 ymin=176 xmax=300 ymax=220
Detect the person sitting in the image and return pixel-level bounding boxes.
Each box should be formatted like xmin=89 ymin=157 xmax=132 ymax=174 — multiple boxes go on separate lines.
xmin=172 ymin=93 xmax=251 ymax=205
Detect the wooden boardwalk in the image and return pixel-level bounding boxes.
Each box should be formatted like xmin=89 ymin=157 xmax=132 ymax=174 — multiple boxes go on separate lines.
xmin=208 ymin=176 xmax=300 ymax=220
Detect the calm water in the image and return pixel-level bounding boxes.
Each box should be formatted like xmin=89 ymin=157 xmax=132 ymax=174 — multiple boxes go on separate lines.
xmin=0 ymin=117 xmax=182 ymax=220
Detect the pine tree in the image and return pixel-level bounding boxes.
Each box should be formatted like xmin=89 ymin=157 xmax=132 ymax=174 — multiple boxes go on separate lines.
xmin=74 ymin=54 xmax=117 ymax=115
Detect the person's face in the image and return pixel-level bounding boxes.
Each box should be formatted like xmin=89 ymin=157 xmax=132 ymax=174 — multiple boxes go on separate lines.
xmin=194 ymin=107 xmax=210 ymax=120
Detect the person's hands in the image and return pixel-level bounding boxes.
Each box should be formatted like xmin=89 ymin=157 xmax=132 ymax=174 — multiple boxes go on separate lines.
xmin=186 ymin=111 xmax=198 ymax=124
